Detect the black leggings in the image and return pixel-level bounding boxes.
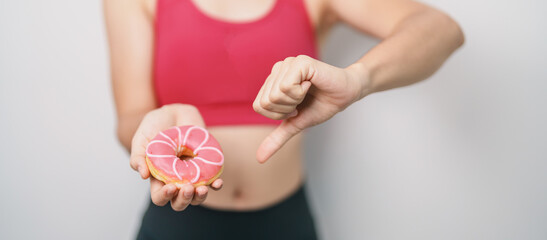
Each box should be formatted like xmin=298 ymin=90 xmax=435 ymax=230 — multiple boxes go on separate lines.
xmin=137 ymin=186 xmax=318 ymax=240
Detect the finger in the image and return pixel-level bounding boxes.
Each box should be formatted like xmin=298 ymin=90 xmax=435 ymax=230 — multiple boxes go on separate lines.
xmin=300 ymin=81 xmax=313 ymax=97
xmin=256 ymin=87 xmax=297 ymax=119
xmin=253 ymin=78 xmax=271 ymax=115
xmin=254 ymin=70 xmax=292 ymax=118
xmin=171 ymin=184 xmax=194 ymax=211
xmin=130 ymin=154 xmax=149 ymax=179
xmin=287 ymin=110 xmax=299 ymax=119
xmin=256 ymin=77 xmax=311 ymax=120
xmin=262 ymin=63 xmax=300 ymax=105
xmin=257 ymin=121 xmax=303 ymax=163
xmin=191 ymin=186 xmax=209 ymax=205
xmin=261 ymin=60 xmax=291 ymax=109
xmin=254 ymin=61 xmax=284 ymax=111
xmin=277 ymin=63 xmax=311 ymax=101
xmin=257 ymin=62 xmax=312 ymax=116
xmin=264 ymin=70 xmax=310 ymax=109
xmin=259 ymin=101 xmax=296 ymax=114
xmin=255 ymin=61 xmax=283 ymax=104
xmin=150 ymin=179 xmax=177 ymax=207
xmin=134 ymin=159 xmax=150 ymax=179
xmin=130 ymin=131 xmax=151 ymax=179
xmin=255 ymin=109 xmax=295 ymax=120
xmin=210 ymin=178 xmax=223 ymax=191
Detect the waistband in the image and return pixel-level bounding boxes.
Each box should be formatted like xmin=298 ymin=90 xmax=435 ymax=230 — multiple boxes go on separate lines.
xmin=192 ymin=185 xmax=308 ymax=215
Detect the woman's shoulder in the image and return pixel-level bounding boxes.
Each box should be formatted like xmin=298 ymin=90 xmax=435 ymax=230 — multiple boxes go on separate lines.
xmin=103 ymin=0 xmax=155 ymax=20
xmin=142 ymin=0 xmax=157 ymax=20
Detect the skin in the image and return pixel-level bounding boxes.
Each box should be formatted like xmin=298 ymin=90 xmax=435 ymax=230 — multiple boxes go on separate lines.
xmin=104 ymin=0 xmax=464 ymax=211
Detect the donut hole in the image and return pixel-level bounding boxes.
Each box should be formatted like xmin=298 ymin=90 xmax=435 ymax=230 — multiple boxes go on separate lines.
xmin=177 ymin=146 xmax=196 ymax=161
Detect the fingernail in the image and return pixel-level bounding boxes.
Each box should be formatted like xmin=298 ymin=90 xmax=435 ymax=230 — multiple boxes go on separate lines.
xmin=184 ymin=189 xmax=193 ymax=198
xmin=288 ymin=111 xmax=298 ymax=118
xmin=167 ymin=187 xmax=175 ymax=195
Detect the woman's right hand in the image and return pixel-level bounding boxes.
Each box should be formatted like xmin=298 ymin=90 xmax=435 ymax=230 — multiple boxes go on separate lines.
xmin=105 ymin=0 xmax=222 ymax=211
xmin=130 ymin=104 xmax=223 ymax=211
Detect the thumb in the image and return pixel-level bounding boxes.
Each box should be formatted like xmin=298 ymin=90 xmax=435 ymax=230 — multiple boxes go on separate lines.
xmin=256 ymin=121 xmax=302 ymax=163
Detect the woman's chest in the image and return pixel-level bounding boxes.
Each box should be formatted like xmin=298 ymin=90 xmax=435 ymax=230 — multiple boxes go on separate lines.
xmin=152 ymin=0 xmax=319 ymax=111
xmin=143 ymin=0 xmax=329 ymax=32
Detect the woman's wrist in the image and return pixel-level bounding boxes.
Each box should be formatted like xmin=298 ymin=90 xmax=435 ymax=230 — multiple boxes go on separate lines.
xmin=161 ymin=103 xmax=198 ymax=116
xmin=345 ymin=62 xmax=374 ymax=102
xmin=160 ymin=103 xmax=205 ymax=128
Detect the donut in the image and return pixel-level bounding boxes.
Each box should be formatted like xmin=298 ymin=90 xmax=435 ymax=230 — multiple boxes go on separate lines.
xmin=145 ymin=125 xmax=224 ymax=187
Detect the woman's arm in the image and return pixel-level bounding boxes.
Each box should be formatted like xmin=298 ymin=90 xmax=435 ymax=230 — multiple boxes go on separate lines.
xmin=103 ymin=0 xmax=222 ymax=211
xmin=253 ymin=0 xmax=464 ymax=162
xmin=329 ymin=0 xmax=465 ymax=97
xmin=104 ymin=0 xmax=156 ymax=150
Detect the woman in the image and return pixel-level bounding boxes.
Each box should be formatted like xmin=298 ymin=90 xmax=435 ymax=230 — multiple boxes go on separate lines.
xmin=104 ymin=0 xmax=463 ymax=239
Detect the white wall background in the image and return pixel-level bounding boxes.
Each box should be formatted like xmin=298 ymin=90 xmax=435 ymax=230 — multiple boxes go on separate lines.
xmin=1 ymin=0 xmax=546 ymax=239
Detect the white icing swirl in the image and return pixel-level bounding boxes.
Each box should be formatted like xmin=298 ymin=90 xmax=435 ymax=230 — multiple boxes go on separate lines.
xmin=147 ymin=126 xmax=223 ymax=183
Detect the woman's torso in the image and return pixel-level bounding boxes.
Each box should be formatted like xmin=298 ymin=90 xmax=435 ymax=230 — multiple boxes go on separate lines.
xmin=146 ymin=0 xmax=333 ymax=210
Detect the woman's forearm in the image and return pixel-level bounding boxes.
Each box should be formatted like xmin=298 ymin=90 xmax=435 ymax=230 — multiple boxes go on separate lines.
xmin=117 ymin=111 xmax=149 ymax=151
xmin=348 ymin=10 xmax=464 ymax=99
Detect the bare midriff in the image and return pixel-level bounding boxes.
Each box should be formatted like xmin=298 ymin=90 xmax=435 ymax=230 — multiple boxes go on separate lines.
xmin=203 ymin=126 xmax=304 ymax=211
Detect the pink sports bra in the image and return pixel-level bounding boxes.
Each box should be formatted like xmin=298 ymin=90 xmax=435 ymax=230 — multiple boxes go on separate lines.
xmin=153 ymin=0 xmax=318 ymax=126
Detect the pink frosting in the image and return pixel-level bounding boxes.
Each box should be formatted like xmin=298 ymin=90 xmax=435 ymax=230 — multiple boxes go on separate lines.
xmin=146 ymin=125 xmax=224 ymax=184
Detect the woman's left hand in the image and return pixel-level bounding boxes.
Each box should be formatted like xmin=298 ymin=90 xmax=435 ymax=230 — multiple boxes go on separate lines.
xmin=253 ymin=55 xmax=369 ymax=163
